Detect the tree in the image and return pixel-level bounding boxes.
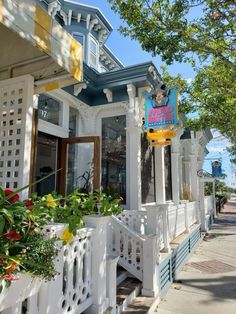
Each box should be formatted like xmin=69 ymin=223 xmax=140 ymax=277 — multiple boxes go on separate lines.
xmin=109 ymin=0 xmax=236 ymax=69
xmin=227 ymin=145 xmax=236 ymax=164
xmin=109 ymin=0 xmax=236 ymax=156
xmin=183 ymin=59 xmax=236 ymax=142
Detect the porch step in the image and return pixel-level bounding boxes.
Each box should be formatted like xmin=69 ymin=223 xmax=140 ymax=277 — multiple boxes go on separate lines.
xmin=122 ymin=295 xmax=160 ymax=314
xmin=116 ymin=277 xmax=142 ymax=314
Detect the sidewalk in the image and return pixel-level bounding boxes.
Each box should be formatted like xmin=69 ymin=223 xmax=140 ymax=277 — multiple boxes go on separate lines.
xmin=155 ymin=199 xmax=236 ymax=314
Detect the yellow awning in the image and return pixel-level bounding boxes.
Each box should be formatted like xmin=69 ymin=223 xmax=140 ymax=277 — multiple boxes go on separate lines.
xmin=0 ymin=0 xmax=83 ymax=83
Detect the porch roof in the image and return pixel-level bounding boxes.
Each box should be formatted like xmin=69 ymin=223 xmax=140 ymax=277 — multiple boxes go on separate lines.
xmin=0 ymin=0 xmax=83 ymax=91
xmin=64 ymin=62 xmax=161 ymax=106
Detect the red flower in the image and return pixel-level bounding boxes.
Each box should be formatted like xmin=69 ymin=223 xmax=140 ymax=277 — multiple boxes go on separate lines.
xmin=23 ymin=200 xmax=34 ymax=211
xmin=4 ymin=230 xmax=21 ymax=240
xmin=0 ymin=274 xmax=18 ymax=281
xmin=4 ymin=189 xmax=20 ymax=203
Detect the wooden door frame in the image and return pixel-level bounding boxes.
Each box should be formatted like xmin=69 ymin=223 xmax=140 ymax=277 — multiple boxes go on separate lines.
xmin=59 ymin=136 xmax=100 ymax=195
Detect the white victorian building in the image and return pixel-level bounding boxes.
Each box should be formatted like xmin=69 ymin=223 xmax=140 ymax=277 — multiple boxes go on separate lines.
xmin=0 ymin=1 xmax=214 ymax=313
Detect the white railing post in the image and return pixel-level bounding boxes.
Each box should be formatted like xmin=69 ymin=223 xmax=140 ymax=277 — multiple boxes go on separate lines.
xmin=142 ymin=235 xmax=159 ymax=297
xmin=184 ymin=203 xmax=190 ymax=234
xmin=145 ymin=204 xmax=159 ymax=234
xmin=84 ymin=216 xmax=110 ymax=314
xmin=38 ymin=224 xmax=66 ymax=314
xmin=162 ymin=205 xmax=171 ymax=253
xmin=106 ymin=256 xmax=119 ymax=314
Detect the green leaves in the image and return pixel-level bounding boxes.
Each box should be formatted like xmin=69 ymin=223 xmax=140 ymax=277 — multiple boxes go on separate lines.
xmin=109 ymin=0 xmax=236 ymax=146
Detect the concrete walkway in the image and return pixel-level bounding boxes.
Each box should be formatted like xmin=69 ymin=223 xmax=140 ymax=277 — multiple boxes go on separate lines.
xmin=156 ymin=199 xmax=236 ymax=314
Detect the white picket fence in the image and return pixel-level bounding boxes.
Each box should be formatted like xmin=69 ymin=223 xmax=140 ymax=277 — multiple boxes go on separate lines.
xmin=0 ymin=201 xmax=202 ymax=313
xmin=118 ymin=201 xmax=198 ymax=248
xmin=0 ymin=225 xmax=94 ymax=314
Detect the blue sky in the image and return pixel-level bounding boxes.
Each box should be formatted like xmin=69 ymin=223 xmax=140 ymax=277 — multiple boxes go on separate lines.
xmin=73 ymin=0 xmax=235 ymax=188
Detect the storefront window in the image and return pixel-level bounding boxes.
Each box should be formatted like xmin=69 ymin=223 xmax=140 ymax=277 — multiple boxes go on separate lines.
xmin=69 ymin=107 xmax=77 ymax=137
xmin=101 ymin=115 xmax=126 ymax=202
xmin=141 ymin=133 xmax=156 ymax=203
xmin=165 ymin=145 xmax=173 ymax=201
xmin=89 ymin=36 xmax=98 ymax=69
xmin=38 ymin=95 xmax=61 ymax=125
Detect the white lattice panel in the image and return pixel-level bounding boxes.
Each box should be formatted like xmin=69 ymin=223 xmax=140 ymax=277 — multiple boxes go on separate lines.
xmin=110 ymin=216 xmax=144 ymax=281
xmin=117 ymin=210 xmax=148 ymax=235
xmin=0 ymin=75 xmax=34 ymax=198
xmin=61 ymin=230 xmax=93 ymax=313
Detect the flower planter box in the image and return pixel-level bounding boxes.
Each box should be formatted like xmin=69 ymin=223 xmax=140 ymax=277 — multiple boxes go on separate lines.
xmin=0 ymin=274 xmax=41 ymax=311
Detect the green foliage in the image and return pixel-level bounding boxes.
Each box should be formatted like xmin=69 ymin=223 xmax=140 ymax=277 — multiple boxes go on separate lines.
xmin=205 ymin=180 xmax=233 ymax=198
xmin=109 ymin=0 xmax=236 ymax=68
xmin=227 ymin=145 xmax=236 ymax=164
xmin=20 ymin=233 xmax=58 ymax=281
xmin=0 ymin=182 xmax=123 ymax=286
xmin=32 ymin=190 xmax=123 ymax=235
xmin=109 ymin=0 xmax=236 ymax=157
xmin=0 ymin=188 xmax=57 ymax=283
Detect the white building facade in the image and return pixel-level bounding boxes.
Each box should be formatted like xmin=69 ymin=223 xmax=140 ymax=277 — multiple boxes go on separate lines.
xmin=0 ymin=1 xmax=214 ymax=313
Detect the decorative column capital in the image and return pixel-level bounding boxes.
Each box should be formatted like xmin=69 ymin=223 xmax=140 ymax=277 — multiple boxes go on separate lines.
xmin=127 ymin=84 xmax=136 ymax=102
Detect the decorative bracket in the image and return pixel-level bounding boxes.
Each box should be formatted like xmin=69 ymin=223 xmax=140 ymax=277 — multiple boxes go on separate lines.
xmin=89 ymin=18 xmax=99 ymax=31
xmin=48 ymin=1 xmax=61 ymax=18
xmin=74 ymin=83 xmax=87 ymax=96
xmin=103 ymin=88 xmax=113 ymax=103
xmin=60 ymin=10 xmax=68 ymax=26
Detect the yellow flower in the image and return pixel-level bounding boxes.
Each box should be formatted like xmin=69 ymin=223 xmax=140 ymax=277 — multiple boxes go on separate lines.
xmin=61 ymin=227 xmax=73 ymax=244
xmin=46 ymin=194 xmax=57 ymax=209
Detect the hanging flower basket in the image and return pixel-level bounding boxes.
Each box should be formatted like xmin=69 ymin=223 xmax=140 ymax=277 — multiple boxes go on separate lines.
xmin=0 ymin=274 xmax=41 ymax=311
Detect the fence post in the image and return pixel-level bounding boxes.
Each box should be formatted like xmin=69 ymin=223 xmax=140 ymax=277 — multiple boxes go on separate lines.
xmin=145 ymin=204 xmax=159 ymax=235
xmin=106 ymin=256 xmax=119 ymax=314
xmin=38 ymin=224 xmax=66 ymax=314
xmin=142 ymin=235 xmax=159 ymax=297
xmin=162 ymin=205 xmax=171 ymax=253
xmin=184 ymin=203 xmax=190 ymax=234
xmin=84 ymin=216 xmax=110 ymax=314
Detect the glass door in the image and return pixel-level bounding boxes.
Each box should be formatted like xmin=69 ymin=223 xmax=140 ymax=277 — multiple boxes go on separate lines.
xmin=59 ymin=136 xmax=100 ymax=195
xmin=33 ymin=132 xmax=58 ymax=196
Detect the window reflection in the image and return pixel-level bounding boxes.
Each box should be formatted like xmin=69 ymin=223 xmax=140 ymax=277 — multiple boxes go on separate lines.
xmin=165 ymin=145 xmax=172 ymax=201
xmin=38 ymin=95 xmax=61 ymax=125
xmin=101 ymin=116 xmax=126 ymax=202
xmin=141 ymin=133 xmax=155 ymax=203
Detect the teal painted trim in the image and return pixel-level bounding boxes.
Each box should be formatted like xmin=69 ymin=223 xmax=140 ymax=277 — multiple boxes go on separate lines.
xmin=158 ymin=225 xmax=201 ymax=296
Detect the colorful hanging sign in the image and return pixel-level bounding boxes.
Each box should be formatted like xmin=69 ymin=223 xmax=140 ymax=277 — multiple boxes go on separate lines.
xmin=143 ymin=86 xmax=180 ymax=131
xmin=143 ymin=85 xmax=181 ymax=146
xmin=211 ymin=161 xmax=222 ymax=177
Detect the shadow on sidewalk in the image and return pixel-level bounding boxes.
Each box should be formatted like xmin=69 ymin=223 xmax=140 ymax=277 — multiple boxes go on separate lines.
xmin=178 ymin=276 xmax=236 ymax=303
xmin=204 ymin=233 xmax=235 ymax=240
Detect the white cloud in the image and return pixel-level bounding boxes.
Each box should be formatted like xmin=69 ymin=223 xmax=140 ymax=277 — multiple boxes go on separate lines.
xmin=186 ymin=78 xmax=193 ymax=85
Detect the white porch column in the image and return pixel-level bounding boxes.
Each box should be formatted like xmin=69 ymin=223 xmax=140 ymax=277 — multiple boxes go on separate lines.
xmin=199 ymin=180 xmax=207 ymax=231
xmin=155 ymin=147 xmax=166 ymax=204
xmin=179 ymin=155 xmax=184 ymax=198
xmin=171 ymin=152 xmax=180 ymax=204
xmin=126 ymin=84 xmax=141 ymax=210
xmin=189 ymin=154 xmax=198 ymax=201
xmin=213 ymin=180 xmax=216 ymax=216
xmin=171 ymin=131 xmax=183 ymax=204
